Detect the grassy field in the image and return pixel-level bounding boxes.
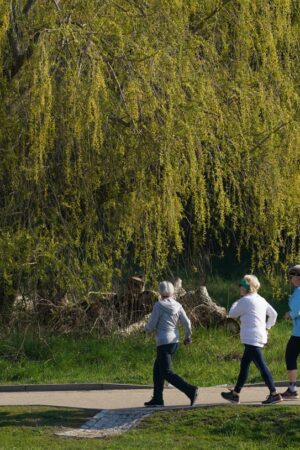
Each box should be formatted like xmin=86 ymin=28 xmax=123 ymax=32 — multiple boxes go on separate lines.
xmin=0 ymin=287 xmax=295 ymax=448
xmin=0 ymin=272 xmax=291 ymax=386
xmin=0 ymin=405 xmax=299 ymax=449
xmin=0 ymin=320 xmax=292 ymax=386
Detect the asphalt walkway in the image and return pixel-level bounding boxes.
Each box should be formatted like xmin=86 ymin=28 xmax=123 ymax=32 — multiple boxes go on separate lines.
xmin=0 ymin=383 xmax=298 ymax=409
xmin=0 ymin=383 xmax=298 ymax=439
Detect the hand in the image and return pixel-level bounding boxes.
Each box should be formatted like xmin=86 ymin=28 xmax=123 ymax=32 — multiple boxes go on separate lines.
xmin=284 ymin=312 xmax=291 ymax=320
xmin=184 ymin=337 xmax=192 ymax=345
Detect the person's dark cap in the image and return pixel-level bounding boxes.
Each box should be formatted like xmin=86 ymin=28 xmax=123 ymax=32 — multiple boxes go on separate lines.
xmin=239 ymin=278 xmax=250 ymax=290
xmin=288 ymin=265 xmax=300 ymax=276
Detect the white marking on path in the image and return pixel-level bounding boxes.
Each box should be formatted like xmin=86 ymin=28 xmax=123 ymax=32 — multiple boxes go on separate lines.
xmin=56 ymin=407 xmax=156 ymax=439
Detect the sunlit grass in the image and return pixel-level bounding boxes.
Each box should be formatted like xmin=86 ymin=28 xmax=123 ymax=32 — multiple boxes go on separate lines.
xmin=0 ymin=405 xmax=299 ymax=449
xmin=0 ymin=321 xmax=291 ymax=386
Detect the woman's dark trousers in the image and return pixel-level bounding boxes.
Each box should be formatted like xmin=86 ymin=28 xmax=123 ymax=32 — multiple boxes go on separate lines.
xmin=234 ymin=344 xmax=276 ymax=393
xmin=153 ymin=343 xmax=195 ymax=401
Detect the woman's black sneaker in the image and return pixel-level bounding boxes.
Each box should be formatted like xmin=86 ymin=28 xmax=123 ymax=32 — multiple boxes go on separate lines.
xmin=221 ymin=390 xmax=240 ymax=404
xmin=262 ymin=393 xmax=283 ymax=405
xmin=280 ymin=388 xmax=299 ymax=400
xmin=144 ymin=398 xmax=164 ymax=407
xmin=189 ymin=387 xmax=199 ymax=406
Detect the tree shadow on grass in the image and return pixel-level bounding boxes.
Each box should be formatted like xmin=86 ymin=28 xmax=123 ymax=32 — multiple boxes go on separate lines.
xmin=141 ymin=406 xmax=300 ymax=448
xmin=210 ymin=407 xmax=300 ymax=445
xmin=0 ymin=407 xmax=98 ymax=429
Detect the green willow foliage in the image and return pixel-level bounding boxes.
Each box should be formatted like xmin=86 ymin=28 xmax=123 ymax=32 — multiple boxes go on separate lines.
xmin=0 ymin=0 xmax=299 ymax=300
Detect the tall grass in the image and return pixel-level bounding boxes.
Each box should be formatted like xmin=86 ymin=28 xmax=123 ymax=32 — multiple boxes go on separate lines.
xmin=0 ymin=321 xmax=292 ymax=386
xmin=1 ymin=405 xmax=300 ymax=448
xmin=0 ymin=274 xmax=293 ymax=385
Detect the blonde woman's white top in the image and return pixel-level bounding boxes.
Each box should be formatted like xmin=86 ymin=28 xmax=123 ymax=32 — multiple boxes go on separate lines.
xmin=228 ymin=293 xmax=277 ymax=347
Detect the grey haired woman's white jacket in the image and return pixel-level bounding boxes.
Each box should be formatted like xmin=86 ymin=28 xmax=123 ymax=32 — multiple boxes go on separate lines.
xmin=144 ymin=297 xmax=192 ymax=346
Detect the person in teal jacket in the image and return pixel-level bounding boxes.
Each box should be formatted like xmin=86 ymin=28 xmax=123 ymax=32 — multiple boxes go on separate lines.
xmin=280 ymin=265 xmax=300 ymax=399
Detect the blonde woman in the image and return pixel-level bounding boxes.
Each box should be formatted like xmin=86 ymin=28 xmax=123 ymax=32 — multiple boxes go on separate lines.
xmin=221 ymin=275 xmax=282 ymax=405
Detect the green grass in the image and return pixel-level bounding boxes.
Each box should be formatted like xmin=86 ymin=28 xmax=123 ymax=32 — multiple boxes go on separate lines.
xmin=123 ymin=406 xmax=300 ymax=450
xmin=0 ymin=406 xmax=98 ymax=449
xmin=0 ymin=320 xmax=292 ymax=386
xmin=0 ymin=405 xmax=300 ymax=449
xmin=0 ymin=276 xmax=294 ymax=447
xmin=0 ymin=272 xmax=291 ymax=385
xmin=0 ymin=283 xmax=295 ymax=448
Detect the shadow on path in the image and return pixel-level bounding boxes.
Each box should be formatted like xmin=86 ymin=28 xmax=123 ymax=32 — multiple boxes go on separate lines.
xmin=0 ymin=406 xmax=97 ymax=429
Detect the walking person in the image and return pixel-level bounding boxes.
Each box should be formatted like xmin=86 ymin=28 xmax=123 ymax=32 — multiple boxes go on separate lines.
xmin=144 ymin=281 xmax=198 ymax=407
xmin=280 ymin=265 xmax=300 ymax=399
xmin=221 ymin=274 xmax=282 ymax=405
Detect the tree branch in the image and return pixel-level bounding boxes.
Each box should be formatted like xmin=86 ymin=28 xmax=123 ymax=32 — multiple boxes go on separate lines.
xmin=6 ymin=0 xmax=36 ymax=79
xmin=191 ymin=0 xmax=235 ymax=34
xmin=52 ymin=0 xmax=61 ymax=11
xmin=202 ymin=0 xmax=234 ymax=24
xmin=125 ymin=0 xmax=147 ymax=16
xmin=250 ymin=122 xmax=289 ymax=153
xmin=8 ymin=1 xmax=24 ymax=64
xmin=23 ymin=0 xmax=38 ymax=15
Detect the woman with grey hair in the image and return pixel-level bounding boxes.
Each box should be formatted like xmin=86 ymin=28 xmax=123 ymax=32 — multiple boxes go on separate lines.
xmin=221 ymin=275 xmax=282 ymax=405
xmin=144 ymin=281 xmax=198 ymax=407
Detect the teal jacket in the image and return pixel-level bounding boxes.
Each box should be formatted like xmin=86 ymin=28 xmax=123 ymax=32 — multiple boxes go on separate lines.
xmin=289 ymin=287 xmax=300 ymax=337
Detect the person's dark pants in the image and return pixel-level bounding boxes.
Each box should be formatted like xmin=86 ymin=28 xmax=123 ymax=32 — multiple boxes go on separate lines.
xmin=285 ymin=335 xmax=300 ymax=370
xmin=234 ymin=344 xmax=276 ymax=394
xmin=153 ymin=343 xmax=195 ymax=401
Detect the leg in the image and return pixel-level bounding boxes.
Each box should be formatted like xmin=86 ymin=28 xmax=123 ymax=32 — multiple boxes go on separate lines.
xmin=281 ymin=336 xmax=300 ymax=398
xmin=152 ymin=347 xmax=166 ymax=401
xmin=159 ymin=343 xmax=197 ymax=399
xmin=285 ymin=336 xmax=300 ymax=381
xmin=221 ymin=345 xmax=251 ymax=403
xmin=288 ymin=370 xmax=298 ymax=383
xmin=251 ymin=346 xmax=276 ymax=393
xmin=234 ymin=345 xmax=253 ymax=393
xmin=145 ymin=346 xmax=167 ymax=406
xmin=248 ymin=346 xmax=284 ymax=404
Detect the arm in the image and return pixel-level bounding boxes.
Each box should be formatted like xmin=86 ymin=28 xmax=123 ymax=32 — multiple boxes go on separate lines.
xmin=266 ymin=303 xmax=278 ymax=329
xmin=179 ymin=307 xmax=192 ymax=341
xmin=288 ymin=289 xmax=300 ymax=320
xmin=144 ymin=303 xmax=160 ymax=333
xmin=228 ymin=300 xmax=244 ymax=319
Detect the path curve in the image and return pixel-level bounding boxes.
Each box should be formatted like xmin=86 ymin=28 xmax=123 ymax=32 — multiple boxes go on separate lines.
xmin=0 ymin=382 xmax=297 ymax=439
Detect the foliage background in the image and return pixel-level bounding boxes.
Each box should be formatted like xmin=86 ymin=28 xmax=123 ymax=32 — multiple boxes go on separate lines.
xmin=0 ymin=0 xmax=299 ymax=302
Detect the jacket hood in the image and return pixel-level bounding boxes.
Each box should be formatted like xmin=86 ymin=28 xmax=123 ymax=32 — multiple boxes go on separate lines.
xmin=158 ymin=297 xmax=182 ymax=314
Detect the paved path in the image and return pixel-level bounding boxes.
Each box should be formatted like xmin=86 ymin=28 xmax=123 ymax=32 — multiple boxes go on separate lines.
xmin=0 ymin=383 xmax=299 ymax=439
xmin=0 ymin=384 xmax=298 ymax=409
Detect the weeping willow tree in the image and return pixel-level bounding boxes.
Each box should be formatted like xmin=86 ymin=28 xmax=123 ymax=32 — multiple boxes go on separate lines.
xmin=0 ymin=0 xmax=299 ymax=302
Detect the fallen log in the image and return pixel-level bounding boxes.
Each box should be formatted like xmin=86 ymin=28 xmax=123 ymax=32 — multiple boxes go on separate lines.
xmin=179 ymin=286 xmax=239 ymax=333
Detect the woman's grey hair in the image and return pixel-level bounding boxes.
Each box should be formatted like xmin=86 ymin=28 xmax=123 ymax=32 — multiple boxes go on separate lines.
xmin=244 ymin=274 xmax=261 ymax=293
xmin=159 ymin=281 xmax=175 ymax=297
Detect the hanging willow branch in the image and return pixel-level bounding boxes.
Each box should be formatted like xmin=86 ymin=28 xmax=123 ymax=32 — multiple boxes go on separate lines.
xmin=6 ymin=0 xmax=59 ymax=79
xmin=52 ymin=0 xmax=61 ymax=11
xmin=6 ymin=1 xmax=30 ymax=79
xmin=250 ymin=122 xmax=290 ymax=153
xmin=0 ymin=0 xmax=299 ymax=302
xmin=23 ymin=0 xmax=39 ymax=15
xmin=191 ymin=0 xmax=235 ymax=34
